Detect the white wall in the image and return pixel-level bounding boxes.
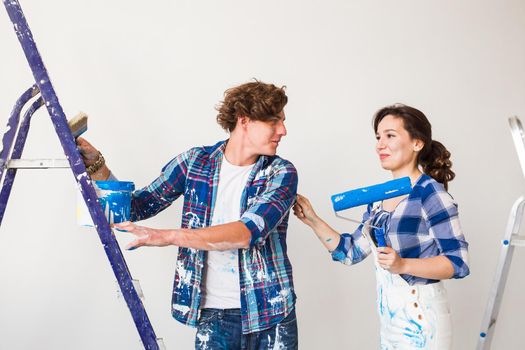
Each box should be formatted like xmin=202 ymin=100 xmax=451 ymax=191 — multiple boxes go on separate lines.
xmin=1 ymin=1 xmax=525 ymax=349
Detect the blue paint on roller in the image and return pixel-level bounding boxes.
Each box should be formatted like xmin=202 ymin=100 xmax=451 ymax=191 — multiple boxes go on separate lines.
xmin=331 ymin=177 xmax=412 ymax=212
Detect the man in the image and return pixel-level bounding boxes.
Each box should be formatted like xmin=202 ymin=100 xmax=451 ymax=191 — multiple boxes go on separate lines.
xmin=78 ymin=81 xmax=299 ymax=349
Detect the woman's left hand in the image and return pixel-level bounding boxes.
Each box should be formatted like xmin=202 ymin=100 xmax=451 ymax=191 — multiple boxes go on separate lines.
xmin=377 ymin=246 xmax=406 ymax=274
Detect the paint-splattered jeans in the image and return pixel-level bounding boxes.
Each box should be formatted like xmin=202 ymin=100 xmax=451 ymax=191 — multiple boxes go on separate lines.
xmin=195 ymin=308 xmax=298 ymax=350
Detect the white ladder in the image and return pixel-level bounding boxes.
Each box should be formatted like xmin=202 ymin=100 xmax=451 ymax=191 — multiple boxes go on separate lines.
xmin=477 ymin=116 xmax=525 ymax=349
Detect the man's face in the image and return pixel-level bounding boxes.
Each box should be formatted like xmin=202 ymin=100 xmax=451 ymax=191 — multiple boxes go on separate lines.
xmin=245 ymin=110 xmax=287 ymax=156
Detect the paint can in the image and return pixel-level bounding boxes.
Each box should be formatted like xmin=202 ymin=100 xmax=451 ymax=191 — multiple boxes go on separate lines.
xmin=77 ymin=181 xmax=135 ymax=226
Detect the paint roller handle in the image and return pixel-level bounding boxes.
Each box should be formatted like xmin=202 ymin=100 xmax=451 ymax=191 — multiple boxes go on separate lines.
xmin=374 ymin=227 xmax=387 ymax=247
xmin=76 ymin=137 xmax=111 ymax=180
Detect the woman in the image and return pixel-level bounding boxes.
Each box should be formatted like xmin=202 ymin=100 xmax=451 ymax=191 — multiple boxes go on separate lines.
xmin=294 ymin=104 xmax=469 ymax=349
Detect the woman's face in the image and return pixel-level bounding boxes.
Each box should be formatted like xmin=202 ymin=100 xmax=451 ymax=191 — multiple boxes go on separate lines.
xmin=375 ymin=115 xmax=423 ymax=174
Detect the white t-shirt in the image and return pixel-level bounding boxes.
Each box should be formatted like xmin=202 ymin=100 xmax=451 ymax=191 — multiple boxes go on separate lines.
xmin=201 ymin=156 xmax=254 ymax=309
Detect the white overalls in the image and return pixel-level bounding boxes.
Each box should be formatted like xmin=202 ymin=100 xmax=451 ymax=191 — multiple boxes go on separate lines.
xmin=362 ymin=222 xmax=453 ymax=349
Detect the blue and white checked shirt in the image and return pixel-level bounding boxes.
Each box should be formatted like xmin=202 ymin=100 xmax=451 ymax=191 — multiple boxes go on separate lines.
xmin=129 ymin=140 xmax=298 ymax=334
xmin=331 ymin=174 xmax=469 ymax=285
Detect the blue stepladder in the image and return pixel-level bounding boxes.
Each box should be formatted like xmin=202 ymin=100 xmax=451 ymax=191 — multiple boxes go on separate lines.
xmin=1 ymin=1 xmax=165 ymax=349
xmin=477 ymin=116 xmax=525 ymax=349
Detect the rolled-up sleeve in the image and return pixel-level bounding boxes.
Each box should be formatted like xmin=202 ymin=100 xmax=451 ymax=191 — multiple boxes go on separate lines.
xmin=240 ymin=161 xmax=298 ymax=248
xmin=130 ymin=149 xmax=192 ymax=221
xmin=331 ymin=208 xmax=372 ymax=265
xmin=423 ymin=185 xmax=470 ymax=279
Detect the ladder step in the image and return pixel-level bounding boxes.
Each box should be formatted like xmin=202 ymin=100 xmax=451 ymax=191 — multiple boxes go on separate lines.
xmin=156 ymin=338 xmax=166 ymax=350
xmin=6 ymin=159 xmax=69 ymax=169
xmin=511 ymin=235 xmax=525 ymax=247
xmin=117 ymin=279 xmax=145 ymax=301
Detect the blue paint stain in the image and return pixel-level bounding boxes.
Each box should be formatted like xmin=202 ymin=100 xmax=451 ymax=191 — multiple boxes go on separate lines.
xmin=388 ymin=308 xmax=396 ymax=319
xmin=95 ymin=181 xmax=135 ymax=224
xmin=402 ymin=319 xmax=426 ymax=348
xmin=332 ymin=250 xmax=346 ymax=261
xmin=378 ymin=288 xmax=384 ymax=315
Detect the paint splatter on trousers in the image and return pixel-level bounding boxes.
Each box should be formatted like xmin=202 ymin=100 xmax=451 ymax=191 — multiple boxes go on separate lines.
xmin=195 ymin=308 xmax=298 ymax=350
xmin=360 ymin=225 xmax=452 ymax=349
xmin=376 ymin=276 xmax=452 ymax=349
xmin=369 ymin=246 xmax=452 ymax=348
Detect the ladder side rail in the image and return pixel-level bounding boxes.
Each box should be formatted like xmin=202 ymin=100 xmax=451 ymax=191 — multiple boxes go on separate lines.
xmin=0 ymin=96 xmax=43 ymax=224
xmin=509 ymin=117 xmax=525 ymax=179
xmin=3 ymin=1 xmax=160 ymax=348
xmin=477 ymin=197 xmax=525 ymax=350
xmin=0 ymin=85 xmax=38 ymax=180
xmin=487 ymin=198 xmax=525 ymax=321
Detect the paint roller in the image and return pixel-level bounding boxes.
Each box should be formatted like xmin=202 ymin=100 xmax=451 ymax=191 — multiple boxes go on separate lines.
xmin=330 ymin=177 xmax=412 ymax=246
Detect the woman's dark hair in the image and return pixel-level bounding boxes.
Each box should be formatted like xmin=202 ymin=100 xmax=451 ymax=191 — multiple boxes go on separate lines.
xmin=373 ymin=104 xmax=455 ymax=189
xmin=216 ymin=80 xmax=287 ymax=132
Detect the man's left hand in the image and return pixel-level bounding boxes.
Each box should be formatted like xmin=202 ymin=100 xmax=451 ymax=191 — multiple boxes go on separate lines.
xmin=113 ymin=221 xmax=174 ymax=250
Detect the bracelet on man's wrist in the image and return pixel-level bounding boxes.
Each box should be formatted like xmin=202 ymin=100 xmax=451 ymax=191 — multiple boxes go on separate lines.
xmin=86 ymin=152 xmax=105 ymax=175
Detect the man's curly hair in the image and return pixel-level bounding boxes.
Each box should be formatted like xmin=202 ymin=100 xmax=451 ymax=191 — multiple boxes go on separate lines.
xmin=216 ymin=80 xmax=287 ymax=132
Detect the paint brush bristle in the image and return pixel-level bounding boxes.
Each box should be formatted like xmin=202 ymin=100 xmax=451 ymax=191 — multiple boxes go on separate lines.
xmin=68 ymin=112 xmax=88 ymax=138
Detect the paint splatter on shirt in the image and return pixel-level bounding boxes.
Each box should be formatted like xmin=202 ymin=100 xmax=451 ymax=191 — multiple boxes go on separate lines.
xmin=130 ymin=140 xmax=298 ymax=333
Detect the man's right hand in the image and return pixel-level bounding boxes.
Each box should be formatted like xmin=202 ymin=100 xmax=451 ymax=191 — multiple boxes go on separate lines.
xmin=76 ymin=137 xmax=110 ymax=180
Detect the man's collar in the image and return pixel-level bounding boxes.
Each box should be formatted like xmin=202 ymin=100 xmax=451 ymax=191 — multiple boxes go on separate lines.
xmin=208 ymin=139 xmax=269 ymax=167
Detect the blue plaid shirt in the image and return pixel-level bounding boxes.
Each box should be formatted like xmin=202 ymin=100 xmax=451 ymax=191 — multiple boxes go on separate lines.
xmin=129 ymin=140 xmax=298 ymax=334
xmin=332 ymin=174 xmax=469 ymax=285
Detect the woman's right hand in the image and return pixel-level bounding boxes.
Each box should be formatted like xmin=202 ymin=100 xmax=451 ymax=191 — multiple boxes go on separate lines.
xmin=293 ymin=194 xmax=341 ymax=250
xmin=293 ymin=194 xmax=319 ymax=227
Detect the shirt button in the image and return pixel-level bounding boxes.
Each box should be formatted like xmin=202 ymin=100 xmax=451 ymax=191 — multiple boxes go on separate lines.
xmin=414 ymin=302 xmax=418 ymax=308
xmin=418 ymin=314 xmax=423 ymax=320
xmin=411 ymin=289 xmax=416 ymax=295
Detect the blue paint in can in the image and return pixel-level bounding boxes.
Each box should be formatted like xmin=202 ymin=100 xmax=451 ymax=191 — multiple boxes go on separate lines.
xmin=77 ymin=181 xmax=135 ymax=226
xmin=94 ymin=181 xmax=135 ymax=224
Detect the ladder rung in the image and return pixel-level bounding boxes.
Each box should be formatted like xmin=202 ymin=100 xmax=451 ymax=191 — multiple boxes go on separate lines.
xmin=511 ymin=235 xmax=525 ymax=246
xmin=6 ymin=159 xmax=70 ymax=169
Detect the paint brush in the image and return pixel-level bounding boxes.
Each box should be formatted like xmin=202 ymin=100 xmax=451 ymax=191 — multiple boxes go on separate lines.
xmin=68 ymin=112 xmax=88 ymax=138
